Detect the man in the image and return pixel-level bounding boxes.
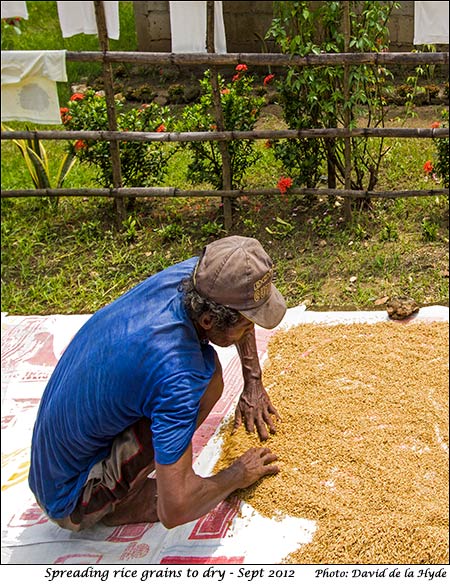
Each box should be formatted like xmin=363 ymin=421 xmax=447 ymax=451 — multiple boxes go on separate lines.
xmin=29 ymin=235 xmax=287 ymax=531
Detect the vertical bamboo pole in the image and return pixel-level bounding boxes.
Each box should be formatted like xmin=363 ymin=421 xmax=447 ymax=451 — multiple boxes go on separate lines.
xmin=343 ymin=1 xmax=352 ymax=222
xmin=206 ymin=1 xmax=233 ymax=231
xmin=93 ymin=0 xmax=125 ymax=224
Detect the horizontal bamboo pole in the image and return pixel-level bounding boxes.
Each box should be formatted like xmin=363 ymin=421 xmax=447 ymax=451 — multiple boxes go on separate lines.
xmin=2 ymin=187 xmax=448 ymax=199
xmin=65 ymin=51 xmax=449 ymax=67
xmin=2 ymin=49 xmax=448 ymax=205
xmin=2 ymin=127 xmax=448 ymax=143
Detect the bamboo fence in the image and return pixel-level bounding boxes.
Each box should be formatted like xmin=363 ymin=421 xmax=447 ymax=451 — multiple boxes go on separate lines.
xmin=1 ymin=0 xmax=449 ymax=229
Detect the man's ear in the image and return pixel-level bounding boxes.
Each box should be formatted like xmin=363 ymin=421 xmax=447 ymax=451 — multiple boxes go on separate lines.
xmin=198 ymin=312 xmax=214 ymax=330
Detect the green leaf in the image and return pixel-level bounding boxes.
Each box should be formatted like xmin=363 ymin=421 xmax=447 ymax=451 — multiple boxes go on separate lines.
xmin=56 ymin=150 xmax=77 ymax=187
xmin=26 ymin=147 xmax=51 ymax=189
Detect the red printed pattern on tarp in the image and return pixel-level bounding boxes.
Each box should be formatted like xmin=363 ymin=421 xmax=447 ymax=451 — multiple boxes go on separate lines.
xmin=106 ymin=522 xmax=153 ymax=542
xmin=54 ymin=553 xmax=103 ymax=564
xmin=119 ymin=542 xmax=151 ymax=561
xmin=8 ymin=502 xmax=48 ymax=528
xmin=189 ymin=496 xmax=240 ymax=540
xmin=160 ymin=555 xmax=244 ymax=564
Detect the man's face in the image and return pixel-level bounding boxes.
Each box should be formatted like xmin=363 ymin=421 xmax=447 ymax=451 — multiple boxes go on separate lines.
xmin=205 ymin=316 xmax=255 ymax=347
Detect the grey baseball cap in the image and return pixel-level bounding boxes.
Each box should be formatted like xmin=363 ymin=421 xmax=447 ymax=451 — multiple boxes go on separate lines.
xmin=193 ymin=235 xmax=286 ymax=329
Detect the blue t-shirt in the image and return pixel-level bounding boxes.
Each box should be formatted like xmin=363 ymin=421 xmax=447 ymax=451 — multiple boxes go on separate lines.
xmin=28 ymin=257 xmax=216 ymax=519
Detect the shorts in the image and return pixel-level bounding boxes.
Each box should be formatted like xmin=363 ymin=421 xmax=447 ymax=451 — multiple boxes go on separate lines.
xmin=50 ymin=417 xmax=154 ymax=531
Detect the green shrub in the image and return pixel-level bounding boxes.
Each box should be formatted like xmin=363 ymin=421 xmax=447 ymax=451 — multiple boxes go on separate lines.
xmin=266 ymin=1 xmax=400 ymax=194
xmin=433 ymin=110 xmax=449 ymax=189
xmin=176 ymin=65 xmax=265 ymax=189
xmin=61 ymin=89 xmax=174 ymax=188
xmin=2 ymin=124 xmax=76 ymax=209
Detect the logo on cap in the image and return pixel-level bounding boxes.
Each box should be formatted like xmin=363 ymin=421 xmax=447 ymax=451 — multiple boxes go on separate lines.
xmin=253 ymin=268 xmax=273 ymax=303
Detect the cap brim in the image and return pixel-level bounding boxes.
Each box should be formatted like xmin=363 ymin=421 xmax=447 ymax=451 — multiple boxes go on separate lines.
xmin=239 ymin=284 xmax=287 ymax=329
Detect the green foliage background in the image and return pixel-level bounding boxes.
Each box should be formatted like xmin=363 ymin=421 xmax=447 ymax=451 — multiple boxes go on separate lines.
xmin=1 ymin=2 xmax=448 ymax=315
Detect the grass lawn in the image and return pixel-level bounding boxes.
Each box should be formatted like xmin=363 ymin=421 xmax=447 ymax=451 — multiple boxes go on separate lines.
xmin=1 ymin=2 xmax=448 ymax=315
xmin=2 ymin=104 xmax=448 ymax=315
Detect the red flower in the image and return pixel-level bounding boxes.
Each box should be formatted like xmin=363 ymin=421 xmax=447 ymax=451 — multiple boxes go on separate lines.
xmin=156 ymin=124 xmax=166 ymax=132
xmin=263 ymin=74 xmax=275 ymax=86
xmin=431 ymin=121 xmax=440 ymax=129
xmin=70 ymin=93 xmax=85 ymax=101
xmin=232 ymin=74 xmax=240 ymax=82
xmin=74 ymin=140 xmax=87 ymax=151
xmin=60 ymin=107 xmax=71 ymax=124
xmin=5 ymin=17 xmax=21 ymax=26
xmin=423 ymin=160 xmax=433 ymax=174
xmin=235 ymin=64 xmax=248 ymax=72
xmin=277 ymin=176 xmax=293 ymax=194
xmin=221 ymin=88 xmax=230 ymax=95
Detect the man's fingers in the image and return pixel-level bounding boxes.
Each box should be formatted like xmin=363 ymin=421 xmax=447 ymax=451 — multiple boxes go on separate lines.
xmin=232 ymin=407 xmax=242 ymax=434
xmin=234 ymin=401 xmax=281 ymax=440
xmin=268 ymin=404 xmax=281 ymax=422
xmin=263 ymin=410 xmax=277 ymax=435
xmin=244 ymin=414 xmax=255 ymax=435
xmin=258 ymin=447 xmax=277 ymax=461
xmin=262 ymin=463 xmax=280 ymax=476
xmin=255 ymin=417 xmax=269 ymax=441
xmin=258 ymin=448 xmax=279 ymax=474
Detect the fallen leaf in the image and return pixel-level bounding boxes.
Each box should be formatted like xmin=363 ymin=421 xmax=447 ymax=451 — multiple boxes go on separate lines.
xmin=374 ymin=296 xmax=389 ymax=306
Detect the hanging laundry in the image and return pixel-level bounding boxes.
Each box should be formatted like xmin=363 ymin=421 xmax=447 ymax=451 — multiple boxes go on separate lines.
xmin=1 ymin=1 xmax=28 ymax=19
xmin=1 ymin=51 xmax=67 ymax=124
xmin=169 ymin=1 xmax=227 ymax=53
xmin=56 ymin=1 xmax=119 ymax=40
xmin=414 ymin=1 xmax=449 ymax=44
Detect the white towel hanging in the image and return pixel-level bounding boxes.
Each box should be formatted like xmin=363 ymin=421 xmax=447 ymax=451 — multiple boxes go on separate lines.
xmin=169 ymin=1 xmax=227 ymax=53
xmin=414 ymin=1 xmax=449 ymax=44
xmin=1 ymin=1 xmax=28 ymax=19
xmin=56 ymin=1 xmax=120 ymax=40
xmin=1 ymin=50 xmax=67 ymax=125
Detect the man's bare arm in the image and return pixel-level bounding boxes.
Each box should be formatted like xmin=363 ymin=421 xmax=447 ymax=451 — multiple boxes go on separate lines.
xmin=156 ymin=442 xmax=278 ymax=529
xmin=234 ymin=328 xmax=280 ymax=440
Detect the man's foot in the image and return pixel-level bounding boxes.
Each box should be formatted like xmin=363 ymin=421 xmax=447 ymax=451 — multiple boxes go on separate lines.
xmin=102 ymin=478 xmax=159 ymax=526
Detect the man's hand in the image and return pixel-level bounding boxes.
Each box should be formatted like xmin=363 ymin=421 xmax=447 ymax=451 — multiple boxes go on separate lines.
xmin=232 ymin=446 xmax=279 ymax=488
xmin=156 ymin=443 xmax=278 ymax=529
xmin=234 ymin=378 xmax=280 ymax=441
xmin=235 ymin=327 xmax=281 ymax=441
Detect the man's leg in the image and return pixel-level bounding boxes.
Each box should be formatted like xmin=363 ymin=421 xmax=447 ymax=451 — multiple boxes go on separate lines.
xmin=104 ymin=352 xmax=223 ymax=526
xmin=53 ymin=417 xmax=156 ymax=531
xmin=53 ymin=354 xmax=224 ymax=531
xmin=101 ymin=472 xmax=158 ymax=526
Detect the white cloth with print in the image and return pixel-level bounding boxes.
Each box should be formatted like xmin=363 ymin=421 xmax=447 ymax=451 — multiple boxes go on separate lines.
xmin=1 ymin=50 xmax=67 ymax=124
xmin=169 ymin=1 xmax=227 ymax=53
xmin=414 ymin=1 xmax=449 ymax=44
xmin=0 ymin=1 xmax=28 ymax=19
xmin=1 ymin=306 xmax=448 ymax=565
xmin=56 ymin=1 xmax=119 ymax=39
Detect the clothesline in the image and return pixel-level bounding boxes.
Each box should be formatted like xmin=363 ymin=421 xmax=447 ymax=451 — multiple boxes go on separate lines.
xmin=0 ymin=1 xmax=228 ymax=49
xmin=2 ymin=1 xmax=449 ymax=48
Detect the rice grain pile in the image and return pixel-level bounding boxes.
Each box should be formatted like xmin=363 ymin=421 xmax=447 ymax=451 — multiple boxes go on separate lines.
xmin=215 ymin=321 xmax=449 ymax=564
